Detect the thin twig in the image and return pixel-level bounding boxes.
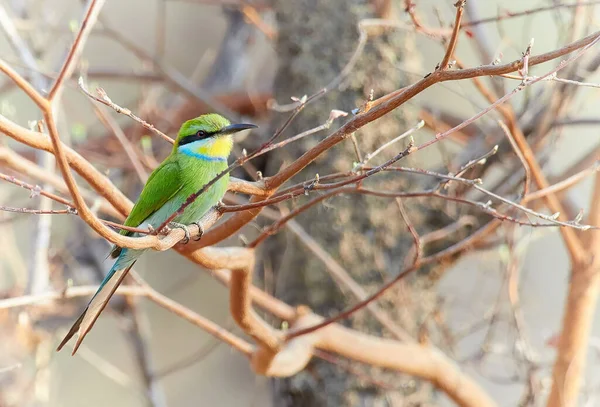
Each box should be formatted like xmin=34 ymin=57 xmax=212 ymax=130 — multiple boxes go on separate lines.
xmin=0 ymin=172 xmax=72 ymax=207
xmin=396 ymin=198 xmax=421 ymax=265
xmin=497 ymin=120 xmax=531 ymax=198
xmin=472 ymin=184 xmax=592 ymax=231
xmin=79 ymin=77 xmax=174 ymax=144
xmin=0 ymin=206 xmax=71 ymax=215
xmin=259 ymin=109 xmax=348 ymax=155
xmin=463 ymin=1 xmax=600 ymax=29
xmin=92 ymin=104 xmax=149 ymax=182
xmin=438 ymin=1 xmax=465 ymax=71
xmin=48 ymin=0 xmax=106 ymax=101
xmin=0 ymin=145 xmax=123 ymax=219
xmin=354 ymin=120 xmax=424 ymax=170
xmin=286 ymin=221 xmax=414 ymax=342
xmin=0 ymin=172 xmax=148 ymax=234
xmin=524 ymin=162 xmax=600 ymax=203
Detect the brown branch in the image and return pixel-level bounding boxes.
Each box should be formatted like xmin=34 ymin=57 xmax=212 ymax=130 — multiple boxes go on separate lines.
xmin=359 ymin=186 xmax=581 ymax=229
xmin=48 ymin=0 xmax=105 ymax=101
xmin=227 ymin=177 xmax=268 ymax=196
xmin=173 ymin=248 xmax=496 ymax=407
xmin=229 ymin=251 xmax=282 ymax=355
xmin=276 ymin=118 xmax=599 ymax=344
xmin=438 ymin=1 xmax=465 ymax=71
xmin=241 ymin=5 xmax=276 ymax=40
xmin=547 ymin=171 xmax=600 ymax=407
xmin=403 ymin=0 xmax=448 ymax=37
xmin=242 ymin=171 xmax=586 ymax=234
xmin=297 ymin=311 xmax=498 ymax=407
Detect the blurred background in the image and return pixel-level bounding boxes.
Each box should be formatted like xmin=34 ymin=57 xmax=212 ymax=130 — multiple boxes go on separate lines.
xmin=1 ymin=0 xmax=600 ymax=406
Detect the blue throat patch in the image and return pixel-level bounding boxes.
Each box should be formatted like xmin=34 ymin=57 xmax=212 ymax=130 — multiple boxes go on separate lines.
xmin=180 ymin=147 xmax=226 ymax=162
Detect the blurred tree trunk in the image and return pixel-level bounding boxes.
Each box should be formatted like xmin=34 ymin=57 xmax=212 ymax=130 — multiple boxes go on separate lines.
xmin=265 ymin=1 xmax=443 ymax=405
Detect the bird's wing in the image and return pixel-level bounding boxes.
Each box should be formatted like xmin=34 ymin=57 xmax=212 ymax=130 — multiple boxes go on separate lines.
xmin=110 ymin=159 xmax=183 ymax=257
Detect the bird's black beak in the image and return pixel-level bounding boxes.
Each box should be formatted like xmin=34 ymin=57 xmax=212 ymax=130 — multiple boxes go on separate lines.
xmin=220 ymin=123 xmax=258 ymax=135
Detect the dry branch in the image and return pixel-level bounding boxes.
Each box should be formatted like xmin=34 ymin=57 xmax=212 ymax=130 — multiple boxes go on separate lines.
xmin=547 ymin=173 xmax=600 ymax=407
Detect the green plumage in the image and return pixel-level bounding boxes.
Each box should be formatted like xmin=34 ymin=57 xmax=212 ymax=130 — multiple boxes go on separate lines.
xmin=109 ymin=155 xmax=228 ymax=258
xmin=57 ymin=113 xmax=256 ymax=354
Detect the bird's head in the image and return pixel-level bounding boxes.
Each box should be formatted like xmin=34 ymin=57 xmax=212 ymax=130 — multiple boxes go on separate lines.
xmin=174 ymin=113 xmax=257 ymax=161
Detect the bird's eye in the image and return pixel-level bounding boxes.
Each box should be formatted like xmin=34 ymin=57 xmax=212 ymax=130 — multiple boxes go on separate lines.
xmin=196 ymin=130 xmax=207 ymax=138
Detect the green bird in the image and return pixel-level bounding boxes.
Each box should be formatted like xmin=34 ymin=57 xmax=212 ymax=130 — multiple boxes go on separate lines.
xmin=57 ymin=113 xmax=257 ymax=354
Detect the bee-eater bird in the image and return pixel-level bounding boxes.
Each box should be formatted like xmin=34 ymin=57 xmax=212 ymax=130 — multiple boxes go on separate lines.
xmin=57 ymin=113 xmax=257 ymax=354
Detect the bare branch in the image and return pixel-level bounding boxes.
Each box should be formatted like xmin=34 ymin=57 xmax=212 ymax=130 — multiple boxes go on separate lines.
xmin=79 ymin=77 xmax=174 ymax=144
xmin=48 ymin=0 xmax=106 ymax=101
xmin=0 ymin=284 xmax=253 ymax=357
xmin=439 ymin=1 xmax=466 ymax=71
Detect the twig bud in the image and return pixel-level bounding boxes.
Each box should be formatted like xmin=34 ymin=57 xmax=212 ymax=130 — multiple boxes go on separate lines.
xmin=574 ymin=209 xmax=584 ymax=224
xmin=328 ymin=109 xmax=348 ymax=122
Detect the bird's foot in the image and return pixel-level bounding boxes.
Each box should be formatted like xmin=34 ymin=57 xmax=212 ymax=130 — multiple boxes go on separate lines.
xmin=168 ymin=222 xmax=191 ymax=244
xmin=189 ymin=222 xmax=205 ymax=241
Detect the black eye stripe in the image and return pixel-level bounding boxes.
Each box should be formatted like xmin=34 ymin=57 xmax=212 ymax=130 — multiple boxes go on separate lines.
xmin=178 ymin=130 xmax=217 ymax=146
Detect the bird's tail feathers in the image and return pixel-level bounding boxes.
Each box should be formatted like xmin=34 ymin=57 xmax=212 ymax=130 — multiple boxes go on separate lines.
xmin=56 ymin=308 xmax=86 ymax=352
xmin=56 ymin=261 xmax=136 ymax=355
